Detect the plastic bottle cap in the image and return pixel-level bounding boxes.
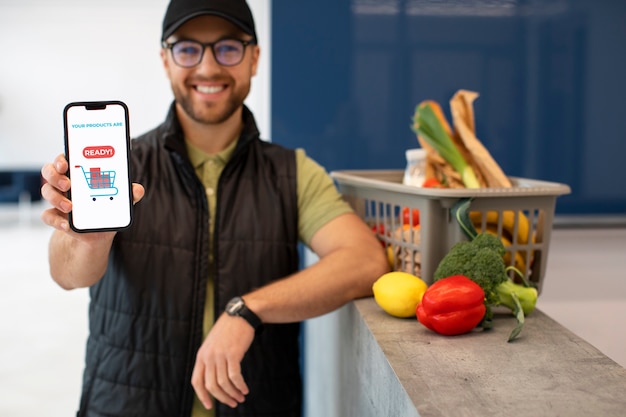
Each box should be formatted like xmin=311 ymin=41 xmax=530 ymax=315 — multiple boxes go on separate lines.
xmin=405 ymin=148 xmax=426 ymax=160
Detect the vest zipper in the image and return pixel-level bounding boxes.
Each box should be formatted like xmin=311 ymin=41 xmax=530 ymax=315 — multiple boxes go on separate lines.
xmin=172 ymin=151 xmax=210 ymax=417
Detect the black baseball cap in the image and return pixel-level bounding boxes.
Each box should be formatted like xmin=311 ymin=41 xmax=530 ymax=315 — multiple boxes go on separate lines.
xmin=161 ymin=0 xmax=257 ymax=42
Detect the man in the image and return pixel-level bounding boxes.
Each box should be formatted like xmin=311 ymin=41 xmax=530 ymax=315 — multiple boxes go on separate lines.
xmin=40 ymin=0 xmax=388 ymax=416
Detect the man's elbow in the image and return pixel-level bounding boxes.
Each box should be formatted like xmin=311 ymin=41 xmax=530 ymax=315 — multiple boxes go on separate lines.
xmin=356 ymin=243 xmax=391 ymax=297
xmin=371 ymin=245 xmax=391 ymax=277
xmin=50 ymin=270 xmax=79 ymax=291
xmin=49 ymin=266 xmax=100 ymax=291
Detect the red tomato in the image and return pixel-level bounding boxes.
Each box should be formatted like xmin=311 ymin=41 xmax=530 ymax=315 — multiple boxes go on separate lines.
xmin=401 ymin=207 xmax=420 ymax=226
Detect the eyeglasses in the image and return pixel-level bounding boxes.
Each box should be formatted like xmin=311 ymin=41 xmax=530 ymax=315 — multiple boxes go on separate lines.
xmin=162 ymin=38 xmax=256 ymax=68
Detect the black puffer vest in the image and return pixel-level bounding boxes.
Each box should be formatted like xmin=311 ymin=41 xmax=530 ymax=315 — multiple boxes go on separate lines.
xmin=77 ymin=104 xmax=301 ymax=417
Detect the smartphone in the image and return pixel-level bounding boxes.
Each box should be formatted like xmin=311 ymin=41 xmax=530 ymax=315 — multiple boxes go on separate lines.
xmin=63 ymin=101 xmax=133 ymax=232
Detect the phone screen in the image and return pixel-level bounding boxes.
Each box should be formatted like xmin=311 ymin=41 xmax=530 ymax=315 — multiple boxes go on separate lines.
xmin=64 ymin=101 xmax=132 ymax=232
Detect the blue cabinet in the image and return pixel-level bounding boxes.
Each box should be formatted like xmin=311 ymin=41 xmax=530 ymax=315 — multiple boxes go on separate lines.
xmin=272 ymin=0 xmax=626 ymax=215
xmin=0 ymin=171 xmax=42 ymax=203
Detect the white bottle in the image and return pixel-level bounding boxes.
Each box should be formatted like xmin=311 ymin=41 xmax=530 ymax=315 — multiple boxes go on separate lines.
xmin=403 ymin=148 xmax=426 ymax=187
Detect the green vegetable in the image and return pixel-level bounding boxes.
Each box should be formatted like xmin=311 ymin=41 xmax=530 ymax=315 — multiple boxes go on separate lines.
xmin=412 ymin=102 xmax=480 ymax=188
xmin=433 ymin=199 xmax=538 ymax=342
xmin=495 ymin=279 xmax=538 ymax=316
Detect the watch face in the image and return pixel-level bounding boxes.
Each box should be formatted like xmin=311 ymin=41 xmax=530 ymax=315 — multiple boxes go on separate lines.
xmin=226 ymin=297 xmax=245 ymax=315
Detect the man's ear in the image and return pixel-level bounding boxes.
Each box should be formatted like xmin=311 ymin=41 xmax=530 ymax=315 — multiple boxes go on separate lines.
xmin=160 ymin=48 xmax=171 ymax=76
xmin=250 ymin=45 xmax=260 ymax=77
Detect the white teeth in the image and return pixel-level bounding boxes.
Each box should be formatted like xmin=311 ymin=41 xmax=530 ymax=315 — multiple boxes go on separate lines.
xmin=196 ymin=85 xmax=224 ymax=94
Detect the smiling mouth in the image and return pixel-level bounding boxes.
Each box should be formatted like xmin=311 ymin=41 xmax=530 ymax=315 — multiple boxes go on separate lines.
xmin=195 ymin=85 xmax=226 ymax=94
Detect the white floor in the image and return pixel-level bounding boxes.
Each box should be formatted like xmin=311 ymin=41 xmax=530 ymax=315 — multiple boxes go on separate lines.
xmin=1 ymin=203 xmax=625 ymax=417
xmin=1 ymin=204 xmax=88 ymax=416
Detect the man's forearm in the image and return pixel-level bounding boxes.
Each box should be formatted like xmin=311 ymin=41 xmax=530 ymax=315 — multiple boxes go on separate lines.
xmin=244 ymin=244 xmax=388 ymax=324
xmin=242 ymin=213 xmax=389 ymax=324
xmin=48 ymin=230 xmax=114 ymax=290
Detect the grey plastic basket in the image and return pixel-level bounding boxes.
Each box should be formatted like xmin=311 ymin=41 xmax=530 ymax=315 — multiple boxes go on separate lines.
xmin=331 ymin=170 xmax=571 ymax=293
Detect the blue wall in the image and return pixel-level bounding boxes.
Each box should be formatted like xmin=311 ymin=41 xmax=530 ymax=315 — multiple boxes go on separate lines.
xmin=272 ymin=0 xmax=626 ymax=215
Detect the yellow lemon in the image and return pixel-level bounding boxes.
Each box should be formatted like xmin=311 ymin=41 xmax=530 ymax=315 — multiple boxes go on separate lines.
xmin=386 ymin=245 xmax=395 ymax=268
xmin=372 ymin=271 xmax=428 ymax=318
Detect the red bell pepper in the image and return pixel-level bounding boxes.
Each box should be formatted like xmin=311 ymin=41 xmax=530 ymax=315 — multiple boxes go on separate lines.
xmin=416 ymin=275 xmax=486 ymax=336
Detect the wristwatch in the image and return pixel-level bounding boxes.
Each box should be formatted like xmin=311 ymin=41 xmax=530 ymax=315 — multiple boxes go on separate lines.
xmin=225 ymin=296 xmax=263 ymax=332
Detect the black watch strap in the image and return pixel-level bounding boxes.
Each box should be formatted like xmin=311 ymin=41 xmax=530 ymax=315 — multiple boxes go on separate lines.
xmin=225 ymin=296 xmax=263 ymax=331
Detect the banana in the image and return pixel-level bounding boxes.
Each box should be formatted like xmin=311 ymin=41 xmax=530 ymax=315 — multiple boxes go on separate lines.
xmin=470 ymin=210 xmax=532 ymax=244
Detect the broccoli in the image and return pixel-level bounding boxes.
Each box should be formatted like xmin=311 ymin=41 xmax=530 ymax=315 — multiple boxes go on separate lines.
xmin=472 ymin=232 xmax=506 ymax=256
xmin=434 ymin=233 xmax=538 ymax=312
xmin=433 ymin=199 xmax=539 ymax=341
xmin=434 ymin=235 xmax=508 ymax=306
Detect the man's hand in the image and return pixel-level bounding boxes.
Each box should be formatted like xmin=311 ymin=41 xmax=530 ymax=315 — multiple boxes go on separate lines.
xmin=41 ymin=153 xmax=145 ymax=237
xmin=41 ymin=153 xmax=145 ymax=289
xmin=191 ymin=313 xmax=255 ymax=410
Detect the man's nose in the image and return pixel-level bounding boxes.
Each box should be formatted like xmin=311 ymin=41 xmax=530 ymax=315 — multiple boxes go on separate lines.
xmin=196 ymin=47 xmax=223 ymax=72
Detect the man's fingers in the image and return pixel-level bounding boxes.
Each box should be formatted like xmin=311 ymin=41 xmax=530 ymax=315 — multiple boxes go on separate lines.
xmin=191 ymin=362 xmax=214 ymax=410
xmin=53 ymin=154 xmax=68 ymax=173
xmin=212 ymin=359 xmax=245 ymax=408
xmin=191 ymin=315 xmax=254 ymax=410
xmin=40 ymin=207 xmax=70 ymax=232
xmin=41 ymin=182 xmax=72 ymax=213
xmin=131 ymin=183 xmax=145 ymax=205
xmin=40 ymin=154 xmax=72 ymax=217
xmin=41 ymin=155 xmax=70 ymax=191
xmin=227 ymin=361 xmax=249 ymax=397
xmin=41 ymin=163 xmax=70 ymax=193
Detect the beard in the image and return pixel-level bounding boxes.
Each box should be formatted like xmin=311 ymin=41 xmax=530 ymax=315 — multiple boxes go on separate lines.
xmin=172 ymin=77 xmax=251 ymax=125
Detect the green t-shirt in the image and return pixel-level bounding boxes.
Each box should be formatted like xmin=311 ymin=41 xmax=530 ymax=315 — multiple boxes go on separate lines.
xmin=186 ymin=139 xmax=352 ymax=416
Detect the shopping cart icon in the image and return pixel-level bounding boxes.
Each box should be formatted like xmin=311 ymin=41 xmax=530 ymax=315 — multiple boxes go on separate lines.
xmin=75 ymin=165 xmax=118 ymax=201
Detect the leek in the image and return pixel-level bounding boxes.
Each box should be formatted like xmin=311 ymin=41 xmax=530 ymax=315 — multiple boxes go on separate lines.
xmin=412 ymin=103 xmax=480 ymax=188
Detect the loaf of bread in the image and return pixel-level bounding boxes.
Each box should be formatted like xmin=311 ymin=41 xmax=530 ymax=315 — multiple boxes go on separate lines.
xmin=415 ymin=90 xmax=511 ymax=188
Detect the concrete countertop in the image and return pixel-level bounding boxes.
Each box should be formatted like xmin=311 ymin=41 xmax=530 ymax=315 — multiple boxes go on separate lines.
xmin=350 ymin=297 xmax=626 ymax=416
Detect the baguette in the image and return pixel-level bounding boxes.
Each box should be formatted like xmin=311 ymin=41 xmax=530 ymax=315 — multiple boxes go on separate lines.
xmin=450 ymin=90 xmax=512 ymax=188
xmin=414 ymin=91 xmax=511 ymax=188
xmin=416 ymin=100 xmax=481 ymax=188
